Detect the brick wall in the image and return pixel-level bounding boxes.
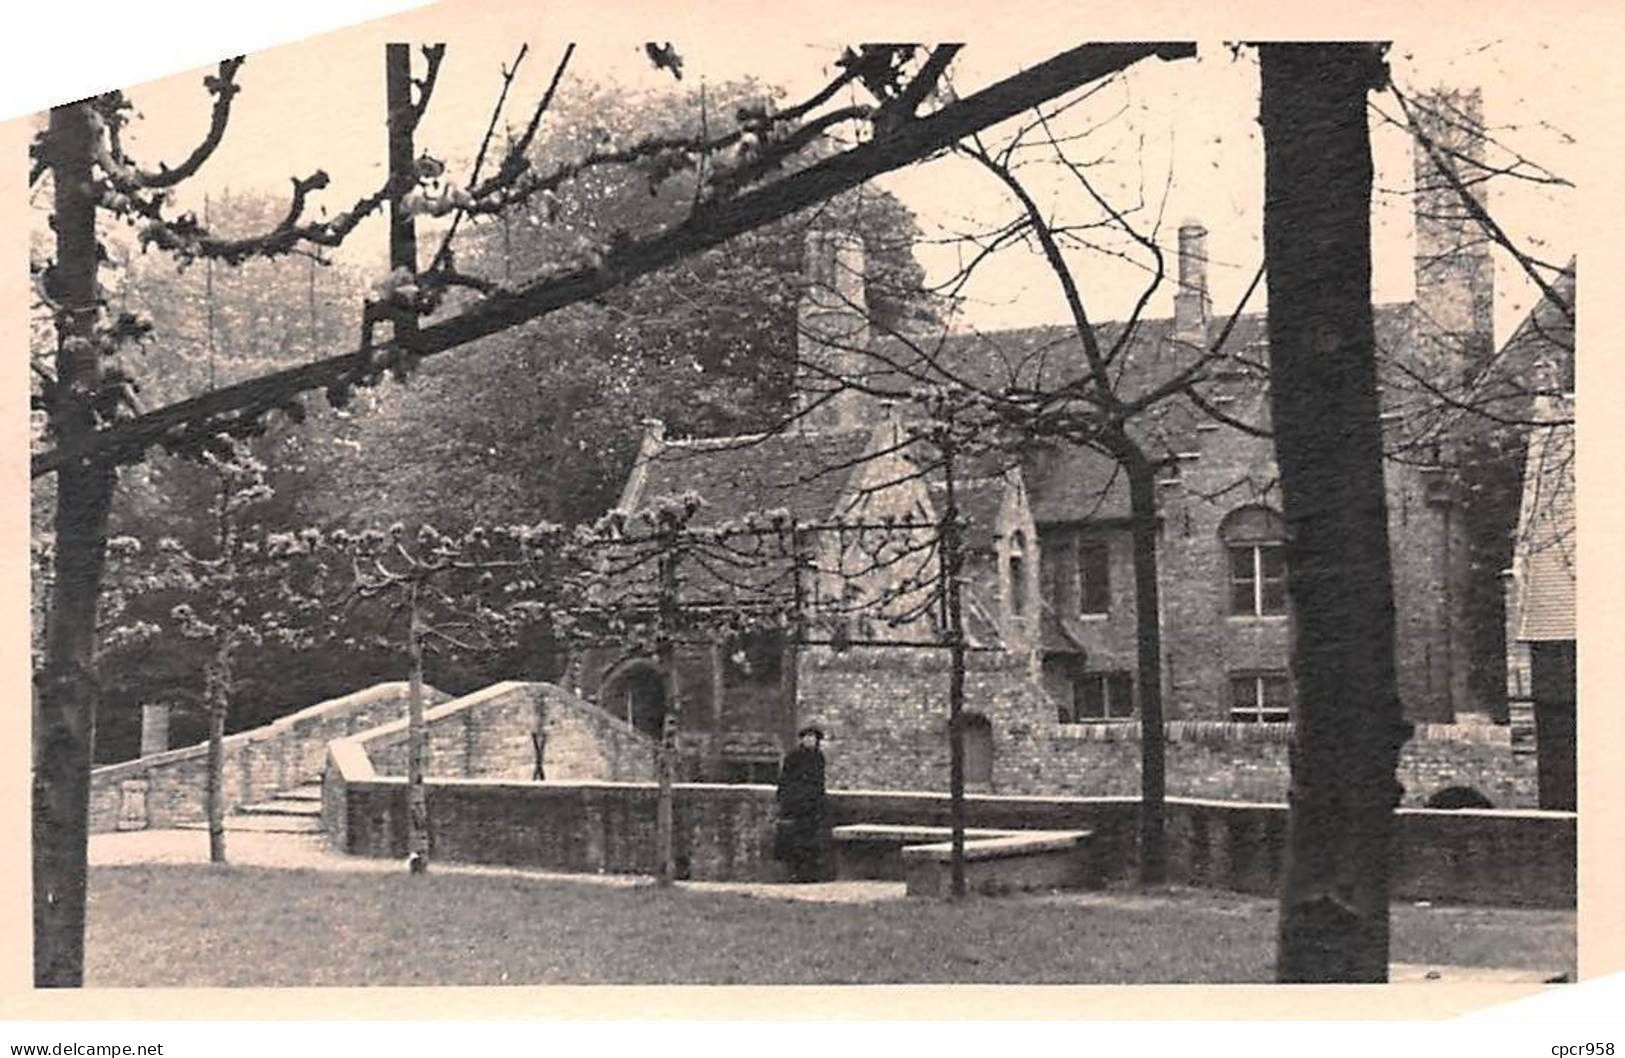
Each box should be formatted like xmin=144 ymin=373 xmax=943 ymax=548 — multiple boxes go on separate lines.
xmin=323 ymin=775 xmax=1573 ymax=907
xmin=353 ymin=681 xmax=656 ymax=784
xmin=88 ymin=681 xmax=449 ymax=833
xmin=796 ymin=646 xmax=1538 ymax=807
xmin=335 ymin=779 xmax=780 ymax=880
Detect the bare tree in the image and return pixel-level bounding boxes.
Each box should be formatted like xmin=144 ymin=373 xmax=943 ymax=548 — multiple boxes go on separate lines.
xmin=784 ymin=92 xmax=1270 ymax=884
xmin=30 ymin=40 xmax=1194 ymax=985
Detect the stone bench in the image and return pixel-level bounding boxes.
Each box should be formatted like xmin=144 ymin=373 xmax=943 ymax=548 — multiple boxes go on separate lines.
xmin=830 ymin=823 xmax=1092 ymax=895
xmin=830 ymin=824 xmax=1010 ymax=880
xmin=900 ymin=829 xmax=1093 ymax=897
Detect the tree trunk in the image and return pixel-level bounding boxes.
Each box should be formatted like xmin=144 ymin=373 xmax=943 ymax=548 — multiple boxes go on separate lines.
xmin=942 ymin=449 xmax=968 ymax=900
xmin=1259 ymin=43 xmax=1410 ymax=983
xmin=1123 ymin=446 xmax=1167 ymax=885
xmin=655 ymin=541 xmax=680 ymax=886
xmin=657 ymin=715 xmax=676 ymax=885
xmin=205 ymin=651 xmax=230 ymax=865
xmin=385 ymin=42 xmax=421 ymax=354
xmin=206 ymin=685 xmax=229 ymax=871
xmin=34 ymin=101 xmax=113 ymax=989
xmin=406 ymin=589 xmax=430 ymax=874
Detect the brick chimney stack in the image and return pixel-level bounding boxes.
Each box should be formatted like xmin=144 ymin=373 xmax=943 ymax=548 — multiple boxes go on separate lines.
xmin=1172 ymin=220 xmax=1211 ymax=349
xmin=794 ymin=229 xmax=871 ymax=432
xmin=1412 ymin=87 xmax=1494 ymax=373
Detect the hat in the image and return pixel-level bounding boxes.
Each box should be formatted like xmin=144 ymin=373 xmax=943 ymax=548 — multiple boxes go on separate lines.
xmin=796 ymin=719 xmax=825 ymax=739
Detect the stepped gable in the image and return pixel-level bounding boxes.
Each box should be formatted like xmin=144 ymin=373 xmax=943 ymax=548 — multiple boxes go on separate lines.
xmin=632 ymin=427 xmax=877 ymax=525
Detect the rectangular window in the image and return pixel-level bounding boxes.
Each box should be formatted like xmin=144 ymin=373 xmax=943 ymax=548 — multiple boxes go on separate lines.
xmin=1229 ymin=672 xmax=1291 ymax=723
xmin=1061 ymin=670 xmax=1135 ymax=722
xmin=1229 ymin=544 xmax=1288 ymax=616
xmin=1078 ymin=540 xmax=1110 ymax=614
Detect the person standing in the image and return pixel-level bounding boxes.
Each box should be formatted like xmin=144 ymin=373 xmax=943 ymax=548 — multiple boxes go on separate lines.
xmin=774 ymin=721 xmax=828 ymax=882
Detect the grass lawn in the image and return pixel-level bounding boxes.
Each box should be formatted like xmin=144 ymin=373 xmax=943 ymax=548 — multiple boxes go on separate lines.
xmin=85 ymin=865 xmax=1575 ymax=987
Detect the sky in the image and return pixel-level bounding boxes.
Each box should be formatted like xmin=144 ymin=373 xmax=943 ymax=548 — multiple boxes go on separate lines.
xmin=10 ymin=1 xmax=1587 ymax=349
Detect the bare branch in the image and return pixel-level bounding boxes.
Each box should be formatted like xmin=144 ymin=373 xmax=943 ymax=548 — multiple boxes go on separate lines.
xmin=35 ymin=42 xmax=1197 ymax=477
xmin=1390 ymin=84 xmax=1574 ymax=327
xmin=98 ymin=58 xmax=245 ymax=189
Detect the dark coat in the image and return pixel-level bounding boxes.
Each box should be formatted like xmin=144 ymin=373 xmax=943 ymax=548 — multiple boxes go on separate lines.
xmin=774 ymin=745 xmax=827 ymax=877
xmin=776 ymin=745 xmax=826 ymax=819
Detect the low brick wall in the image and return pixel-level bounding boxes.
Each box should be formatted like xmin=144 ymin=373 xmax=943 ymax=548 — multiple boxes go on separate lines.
xmin=333 ymin=778 xmax=779 ymax=881
xmin=323 ymin=765 xmax=1575 ymax=907
xmin=321 ymin=681 xmax=657 ymax=852
xmin=800 ymin=646 xmax=1537 ymax=809
xmin=87 ymin=681 xmax=448 ymax=833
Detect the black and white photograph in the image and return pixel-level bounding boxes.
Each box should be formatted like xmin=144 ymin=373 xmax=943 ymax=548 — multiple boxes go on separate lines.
xmin=8 ymin=0 xmax=1609 ymax=1033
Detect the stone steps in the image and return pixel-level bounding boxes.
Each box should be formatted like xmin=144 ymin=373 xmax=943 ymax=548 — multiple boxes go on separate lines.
xmin=238 ymin=798 xmax=322 ymax=817
xmin=180 ymin=813 xmax=323 ymax=834
xmin=178 ymin=782 xmax=327 ymax=833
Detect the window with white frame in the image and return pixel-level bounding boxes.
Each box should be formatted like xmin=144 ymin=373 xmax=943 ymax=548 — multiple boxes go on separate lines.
xmin=1219 ymin=506 xmax=1288 ymax=616
xmin=1060 ymin=670 xmax=1135 ymax=723
xmin=1229 ymin=671 xmax=1291 ymax=723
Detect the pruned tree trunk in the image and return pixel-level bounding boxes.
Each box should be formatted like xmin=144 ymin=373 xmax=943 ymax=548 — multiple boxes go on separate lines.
xmin=34 ymin=101 xmax=113 ymax=989
xmin=406 ymin=589 xmax=430 ymax=874
xmin=1123 ymin=446 xmax=1167 ymax=885
xmin=385 ymin=42 xmax=421 ymax=355
xmin=204 ymin=652 xmax=230 ymax=865
xmin=1259 ymin=42 xmax=1410 ymax=983
xmin=941 ymin=444 xmax=968 ymax=899
xmin=655 ymin=541 xmax=680 ymax=886
xmin=657 ymin=715 xmax=677 ymax=885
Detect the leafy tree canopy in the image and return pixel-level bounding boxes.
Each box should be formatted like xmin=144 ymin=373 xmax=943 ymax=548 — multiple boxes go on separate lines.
xmin=321 ymin=77 xmax=936 ymax=530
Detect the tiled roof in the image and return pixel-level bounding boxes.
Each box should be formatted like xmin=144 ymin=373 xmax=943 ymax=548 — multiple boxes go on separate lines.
xmin=873 ymin=304 xmax=1414 ymax=524
xmin=1498 ymin=263 xmax=1577 ymax=395
xmin=1040 ymin=607 xmax=1087 ymax=656
xmin=1514 ymin=397 xmax=1576 ymax=643
xmin=631 ymin=428 xmax=876 ymax=526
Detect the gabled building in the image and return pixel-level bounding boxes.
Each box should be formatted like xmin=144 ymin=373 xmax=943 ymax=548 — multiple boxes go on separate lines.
xmin=577 ymin=408 xmax=1038 ymax=782
xmin=579 ymin=88 xmax=1565 ymax=806
xmin=1499 ymin=268 xmax=1577 ymax=810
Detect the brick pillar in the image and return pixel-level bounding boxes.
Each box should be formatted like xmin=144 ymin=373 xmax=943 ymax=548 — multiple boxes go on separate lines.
xmin=139 ymin=703 xmax=170 ymax=758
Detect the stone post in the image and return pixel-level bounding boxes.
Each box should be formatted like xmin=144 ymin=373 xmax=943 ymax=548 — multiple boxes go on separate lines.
xmin=139 ymin=703 xmax=171 ymax=758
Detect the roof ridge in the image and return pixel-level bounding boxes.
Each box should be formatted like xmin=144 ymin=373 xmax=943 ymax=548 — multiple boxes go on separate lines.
xmin=658 ymin=426 xmax=873 ymax=450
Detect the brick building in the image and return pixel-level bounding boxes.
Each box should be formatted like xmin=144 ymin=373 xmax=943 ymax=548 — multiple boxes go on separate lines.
xmin=576 ymin=89 xmax=1561 ymax=806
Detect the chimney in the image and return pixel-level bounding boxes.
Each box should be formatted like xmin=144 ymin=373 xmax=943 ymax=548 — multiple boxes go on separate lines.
xmin=1173 ymin=221 xmax=1211 ymax=349
xmin=139 ymin=703 xmax=171 ymax=758
xmin=638 ymin=416 xmax=666 ymax=443
xmin=795 ymin=228 xmax=871 ymax=432
xmin=1412 ymin=87 xmax=1494 ymax=370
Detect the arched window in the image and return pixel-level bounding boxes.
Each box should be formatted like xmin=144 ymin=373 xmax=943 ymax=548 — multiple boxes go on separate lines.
xmin=1009 ymin=531 xmax=1028 ymax=616
xmin=1219 ymin=506 xmax=1288 ymax=616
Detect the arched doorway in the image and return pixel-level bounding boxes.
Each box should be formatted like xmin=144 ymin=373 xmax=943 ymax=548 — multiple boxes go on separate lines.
xmin=604 ymin=661 xmax=668 ymax=738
